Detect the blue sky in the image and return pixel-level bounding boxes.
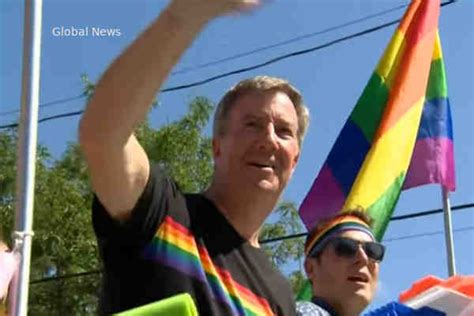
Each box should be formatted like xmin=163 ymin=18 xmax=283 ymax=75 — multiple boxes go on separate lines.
xmin=1 ymin=0 xmax=473 ymax=311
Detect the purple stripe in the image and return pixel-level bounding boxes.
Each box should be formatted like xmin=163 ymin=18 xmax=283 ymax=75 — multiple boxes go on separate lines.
xmin=403 ymin=137 xmax=455 ymax=191
xmin=143 ymin=242 xmax=244 ymax=315
xmin=143 ymin=241 xmax=207 ymax=282
xmin=299 ymin=164 xmax=346 ymax=230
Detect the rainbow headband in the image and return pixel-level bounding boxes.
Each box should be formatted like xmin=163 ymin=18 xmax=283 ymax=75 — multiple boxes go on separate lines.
xmin=304 ymin=215 xmax=375 ymax=256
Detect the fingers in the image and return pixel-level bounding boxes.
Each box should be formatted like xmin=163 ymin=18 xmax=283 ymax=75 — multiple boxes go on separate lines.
xmin=233 ymin=0 xmax=262 ymax=13
xmin=170 ymin=0 xmax=263 ymax=20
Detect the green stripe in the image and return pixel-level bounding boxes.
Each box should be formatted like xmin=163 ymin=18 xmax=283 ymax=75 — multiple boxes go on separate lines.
xmin=426 ymin=58 xmax=447 ymax=100
xmin=367 ymin=172 xmax=406 ymax=241
xmin=205 ymin=273 xmax=246 ymax=314
xmin=245 ymin=308 xmax=259 ymax=316
xmin=161 ymin=239 xmax=260 ymax=315
xmin=350 ymin=73 xmax=389 ymax=142
xmin=153 ymin=238 xmax=202 ymax=265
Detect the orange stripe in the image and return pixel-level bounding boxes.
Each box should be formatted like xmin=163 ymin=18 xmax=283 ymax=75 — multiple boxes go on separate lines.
xmin=376 ymin=0 xmax=439 ymax=138
xmin=163 ymin=224 xmax=196 ymax=249
xmin=164 ymin=216 xmax=191 ymax=235
xmin=158 ymin=216 xmax=274 ymax=315
xmin=375 ymin=27 xmax=436 ymax=139
xmin=198 ymin=245 xmax=273 ymax=314
xmin=398 ymin=0 xmax=422 ymax=35
xmin=305 ymin=216 xmax=369 ymax=255
xmin=159 ymin=217 xmax=196 ymax=246
xmin=218 ymin=265 xmax=270 ymax=311
xmin=404 ymin=0 xmax=440 ymax=47
xmin=232 ymin=281 xmax=274 ymax=314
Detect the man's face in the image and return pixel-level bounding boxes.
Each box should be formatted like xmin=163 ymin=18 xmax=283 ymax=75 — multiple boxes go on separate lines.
xmin=213 ymin=91 xmax=300 ymax=195
xmin=305 ymin=230 xmax=380 ymax=313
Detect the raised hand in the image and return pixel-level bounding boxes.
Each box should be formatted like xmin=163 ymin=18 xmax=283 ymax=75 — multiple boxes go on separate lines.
xmin=170 ymin=0 xmax=262 ymax=21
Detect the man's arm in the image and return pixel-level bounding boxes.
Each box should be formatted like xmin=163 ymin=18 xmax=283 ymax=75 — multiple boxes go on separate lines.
xmin=79 ymin=0 xmax=260 ymax=221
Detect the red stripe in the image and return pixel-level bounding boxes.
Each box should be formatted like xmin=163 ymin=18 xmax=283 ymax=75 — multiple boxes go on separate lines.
xmin=163 ymin=216 xmax=192 ymax=236
xmin=376 ymin=0 xmax=439 ymax=138
xmin=197 ymin=245 xmax=273 ymax=313
xmin=376 ymin=31 xmax=436 ymax=138
xmin=404 ymin=0 xmax=440 ymax=47
xmin=159 ymin=216 xmax=274 ymax=314
xmin=398 ymin=0 xmax=422 ymax=35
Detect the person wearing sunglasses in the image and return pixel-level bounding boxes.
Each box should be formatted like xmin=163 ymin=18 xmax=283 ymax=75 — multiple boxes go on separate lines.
xmin=296 ymin=210 xmax=385 ymax=316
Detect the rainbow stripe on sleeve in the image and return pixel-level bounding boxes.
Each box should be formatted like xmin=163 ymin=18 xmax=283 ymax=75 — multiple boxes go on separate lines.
xmin=299 ymin=0 xmax=455 ymax=240
xmin=143 ymin=216 xmax=275 ymax=316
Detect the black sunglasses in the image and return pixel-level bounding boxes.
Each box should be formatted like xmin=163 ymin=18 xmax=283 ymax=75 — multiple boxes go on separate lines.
xmin=313 ymin=237 xmax=385 ymax=262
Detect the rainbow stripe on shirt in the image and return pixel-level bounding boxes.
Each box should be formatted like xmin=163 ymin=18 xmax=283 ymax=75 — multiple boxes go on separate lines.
xmin=143 ymin=216 xmax=275 ymax=316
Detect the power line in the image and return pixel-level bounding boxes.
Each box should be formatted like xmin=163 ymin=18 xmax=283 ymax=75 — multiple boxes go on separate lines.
xmin=259 ymin=202 xmax=474 ymax=244
xmin=162 ymin=0 xmax=456 ymax=92
xmin=384 ymin=225 xmax=474 ymax=243
xmin=0 ymin=94 xmax=85 ymax=116
xmin=29 ymin=202 xmax=473 ymax=284
xmin=161 ymin=21 xmax=399 ymax=92
xmin=30 ymin=224 xmax=474 ymax=285
xmin=0 ymin=110 xmax=84 ymax=129
xmin=171 ymin=2 xmax=410 ymax=76
xmin=0 ymin=3 xmax=410 ymax=117
xmin=29 ymin=269 xmax=101 ymax=285
xmin=172 ymin=0 xmax=453 ymax=75
xmin=0 ymin=19 xmax=412 ymax=129
xmin=0 ymin=0 xmax=457 ymax=129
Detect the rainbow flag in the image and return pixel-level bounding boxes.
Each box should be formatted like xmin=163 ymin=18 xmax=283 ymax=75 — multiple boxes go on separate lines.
xmin=299 ymin=0 xmax=455 ymax=240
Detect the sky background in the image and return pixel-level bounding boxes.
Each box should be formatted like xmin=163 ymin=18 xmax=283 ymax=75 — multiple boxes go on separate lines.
xmin=1 ymin=0 xmax=473 ymax=312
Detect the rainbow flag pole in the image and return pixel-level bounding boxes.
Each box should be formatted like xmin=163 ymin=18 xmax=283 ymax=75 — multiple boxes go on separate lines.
xmin=442 ymin=188 xmax=456 ymax=276
xmin=299 ymin=0 xmax=456 ymax=281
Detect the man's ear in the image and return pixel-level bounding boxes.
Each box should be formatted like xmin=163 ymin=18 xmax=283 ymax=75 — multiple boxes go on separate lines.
xmin=212 ymin=137 xmax=220 ymax=158
xmin=304 ymin=257 xmax=314 ymax=278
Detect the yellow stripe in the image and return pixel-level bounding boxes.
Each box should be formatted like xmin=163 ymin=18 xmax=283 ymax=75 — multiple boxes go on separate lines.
xmin=375 ymin=30 xmax=406 ymax=90
xmin=157 ymin=222 xmax=199 ymax=256
xmin=343 ymin=96 xmax=425 ymax=209
xmin=304 ymin=216 xmax=369 ymax=255
xmin=155 ymin=218 xmax=272 ymax=315
xmin=433 ymin=31 xmax=442 ymax=60
xmin=200 ymin=248 xmax=268 ymax=315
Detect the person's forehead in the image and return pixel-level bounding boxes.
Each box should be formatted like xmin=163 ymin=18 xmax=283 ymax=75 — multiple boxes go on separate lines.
xmin=231 ymin=91 xmax=297 ymax=122
xmin=338 ymin=230 xmax=373 ymax=242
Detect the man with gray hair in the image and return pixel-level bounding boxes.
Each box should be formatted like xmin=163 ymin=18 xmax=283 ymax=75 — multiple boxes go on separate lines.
xmin=79 ymin=0 xmax=309 ymax=315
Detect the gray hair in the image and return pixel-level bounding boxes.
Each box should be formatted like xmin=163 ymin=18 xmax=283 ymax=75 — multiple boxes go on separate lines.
xmin=213 ymin=76 xmax=310 ymax=146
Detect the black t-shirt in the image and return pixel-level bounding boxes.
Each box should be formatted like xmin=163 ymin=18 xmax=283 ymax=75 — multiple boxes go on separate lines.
xmin=93 ymin=164 xmax=296 ymax=315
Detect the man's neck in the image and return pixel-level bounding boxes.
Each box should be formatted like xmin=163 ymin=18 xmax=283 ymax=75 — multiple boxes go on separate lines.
xmin=312 ymin=295 xmax=364 ymax=316
xmin=204 ymin=182 xmax=280 ymax=246
xmin=311 ymin=296 xmax=339 ymax=316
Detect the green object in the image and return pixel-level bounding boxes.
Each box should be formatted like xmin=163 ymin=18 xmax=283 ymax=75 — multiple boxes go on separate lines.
xmin=296 ymin=280 xmax=313 ymax=301
xmin=115 ymin=293 xmax=198 ymax=316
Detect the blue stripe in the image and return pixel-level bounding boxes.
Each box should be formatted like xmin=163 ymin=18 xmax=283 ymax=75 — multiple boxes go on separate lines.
xmin=417 ymin=97 xmax=453 ymax=140
xmin=327 ymin=120 xmax=371 ymax=195
xmin=205 ymin=273 xmax=244 ymax=315
xmin=143 ymin=238 xmax=207 ymax=282
xmin=144 ymin=237 xmax=242 ymax=315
